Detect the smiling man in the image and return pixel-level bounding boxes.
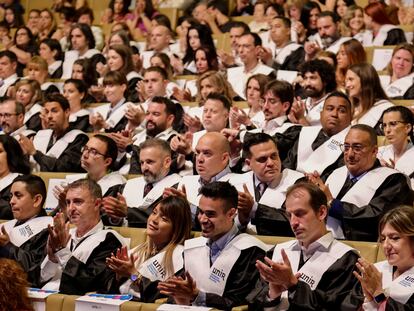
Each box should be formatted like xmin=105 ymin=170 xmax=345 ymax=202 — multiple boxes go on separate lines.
xmin=102 ymin=139 xmax=181 ymax=228
xmin=0 ymin=175 xmax=52 ymax=287
xmin=158 ymin=181 xmax=268 ymax=310
xmin=308 ymin=124 xmax=414 ymax=241
xmin=284 ymin=91 xmax=353 ymax=180
xmin=19 ymin=93 xmax=88 ymax=172
xmin=250 ymin=182 xmax=360 ymax=310
xmin=40 ymin=178 xmax=125 ymax=295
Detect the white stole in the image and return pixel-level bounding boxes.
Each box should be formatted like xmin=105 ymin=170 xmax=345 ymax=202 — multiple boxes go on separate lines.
xmin=69 ymin=109 xmax=90 ymax=123
xmin=24 ymin=103 xmax=42 ymax=124
xmin=385 ymin=72 xmax=414 ymax=98
xmin=272 ymin=238 xmax=354 ymax=292
xmin=375 ymin=261 xmax=414 ymax=304
xmin=184 ymin=234 xmax=268 ymax=295
xmin=0 ymin=172 xmax=19 ymax=192
xmin=297 ymin=126 xmax=350 ymax=174
xmin=2 ymin=216 xmax=53 ymax=247
xmin=275 ymin=43 xmax=302 ymax=65
xmin=372 ymin=25 xmax=399 ymax=46
xmin=138 ymin=245 xmax=184 ymax=282
xmin=354 ymin=100 xmax=394 ymax=128
xmin=33 ymin=129 xmax=84 ymax=158
xmin=326 ymin=166 xmax=397 ymax=238
xmin=123 ymin=174 xmax=181 ymax=208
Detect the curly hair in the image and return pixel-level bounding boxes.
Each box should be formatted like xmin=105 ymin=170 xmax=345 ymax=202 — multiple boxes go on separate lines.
xmin=0 ymin=259 xmax=33 ymax=311
xmin=299 ymin=59 xmax=337 ymax=93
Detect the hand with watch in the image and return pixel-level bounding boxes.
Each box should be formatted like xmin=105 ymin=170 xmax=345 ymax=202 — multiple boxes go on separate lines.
xmin=106 ymin=246 xmax=139 ymax=281
xmin=353 ymin=257 xmax=386 ymax=304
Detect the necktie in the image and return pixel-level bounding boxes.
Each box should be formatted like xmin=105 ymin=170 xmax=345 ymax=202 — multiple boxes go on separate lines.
xmin=256 ymin=182 xmax=267 ymax=201
xmin=210 ymin=243 xmax=221 ymax=266
xmin=336 ymin=176 xmax=357 ymax=200
xmin=143 ymin=183 xmax=153 ymax=197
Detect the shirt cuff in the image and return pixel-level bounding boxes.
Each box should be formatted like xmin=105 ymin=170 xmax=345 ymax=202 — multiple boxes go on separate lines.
xmin=192 ymin=290 xmax=206 ymax=306
xmin=328 ymin=199 xmax=343 ymax=220
xmin=56 ymin=246 xmax=72 ymax=267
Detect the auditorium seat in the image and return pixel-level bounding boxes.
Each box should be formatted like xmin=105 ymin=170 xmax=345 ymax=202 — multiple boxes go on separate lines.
xmin=342 ymin=240 xmax=379 ymax=263
xmin=45 ymin=293 xmax=65 ymax=311
xmin=109 ymin=227 xmax=147 ymax=248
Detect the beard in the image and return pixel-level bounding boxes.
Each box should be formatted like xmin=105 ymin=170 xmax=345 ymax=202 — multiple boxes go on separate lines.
xmin=320 ymin=33 xmax=339 ymax=49
xmin=303 ymin=86 xmax=325 ymax=98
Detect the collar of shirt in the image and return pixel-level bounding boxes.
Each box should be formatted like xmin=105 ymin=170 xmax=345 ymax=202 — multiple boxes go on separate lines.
xmin=348 ymin=170 xmax=369 ymax=182
xmin=3 ymin=73 xmax=18 ymax=85
xmin=154 ymin=127 xmax=176 ymax=140
xmin=199 ymin=166 xmax=231 ymax=185
xmin=243 ymin=61 xmax=262 ymax=75
xmin=109 ymin=98 xmax=126 ymax=114
xmin=71 ymin=220 xmax=103 ymax=249
xmin=293 ymin=231 xmax=333 ymax=261
xmin=207 ymin=223 xmax=239 ymax=254
xmin=263 ymin=115 xmax=287 ymax=132
xmin=305 ymin=93 xmax=330 ymax=111
xmin=253 ymin=174 xmax=268 ymax=188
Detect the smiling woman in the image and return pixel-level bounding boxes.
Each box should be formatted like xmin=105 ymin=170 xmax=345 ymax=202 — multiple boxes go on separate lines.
xmin=106 ymin=196 xmax=192 ymax=302
xmin=349 ymin=206 xmax=414 ymax=310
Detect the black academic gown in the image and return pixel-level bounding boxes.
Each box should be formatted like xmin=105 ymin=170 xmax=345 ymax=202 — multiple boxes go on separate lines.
xmin=0 ymin=209 xmax=49 ymax=287
xmin=190 ymin=235 xmax=266 ymax=310
xmin=104 ymin=116 xmax=129 ymax=133
xmin=57 ymin=231 xmax=123 ymax=295
xmin=248 ymin=246 xmax=360 ymax=311
xmin=25 ymin=113 xmax=42 ymax=132
xmin=50 ymin=65 xmax=63 ymax=79
xmin=283 ymin=128 xmax=345 ymax=181
xmin=70 ymin=115 xmax=92 ymax=133
xmin=33 ymin=127 xmax=88 ymax=172
xmin=271 ymin=47 xmax=306 ymax=72
xmin=384 ymin=28 xmax=407 ymax=46
xmin=328 ymin=161 xmax=414 ymax=242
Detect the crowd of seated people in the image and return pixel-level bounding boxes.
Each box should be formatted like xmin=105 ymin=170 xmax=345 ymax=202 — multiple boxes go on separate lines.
xmin=0 ymin=0 xmax=414 ymax=309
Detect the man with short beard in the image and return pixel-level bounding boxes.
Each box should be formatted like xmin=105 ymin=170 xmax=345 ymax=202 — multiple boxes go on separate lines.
xmin=102 ymin=139 xmax=181 ymax=228
xmin=304 ymin=11 xmax=351 ymax=60
xmin=290 ymin=59 xmax=337 ymax=126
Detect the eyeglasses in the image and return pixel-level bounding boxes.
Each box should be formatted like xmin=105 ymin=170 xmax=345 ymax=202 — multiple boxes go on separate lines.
xmin=81 ymin=146 xmax=105 ymax=157
xmin=379 ymin=121 xmax=407 ymax=132
xmin=340 ymin=143 xmax=368 ymax=153
xmin=0 ymin=113 xmax=18 ymax=119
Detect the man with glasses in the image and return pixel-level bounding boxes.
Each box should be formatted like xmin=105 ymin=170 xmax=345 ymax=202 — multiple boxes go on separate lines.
xmin=308 ymin=124 xmax=413 ymax=241
xmin=18 ymin=93 xmax=88 ymax=172
xmin=0 ymin=99 xmax=35 ymax=138
xmin=284 ymin=91 xmax=352 ymax=180
xmin=227 ymin=32 xmax=275 ymax=99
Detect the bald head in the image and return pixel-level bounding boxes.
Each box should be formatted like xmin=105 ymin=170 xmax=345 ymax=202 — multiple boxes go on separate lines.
xmin=151 ymin=25 xmax=171 ymax=52
xmin=195 ymin=132 xmax=230 ymax=182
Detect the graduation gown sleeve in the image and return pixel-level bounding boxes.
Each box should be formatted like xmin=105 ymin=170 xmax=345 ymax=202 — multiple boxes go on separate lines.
xmin=254 ymin=204 xmax=294 ymax=236
xmin=127 ymin=77 xmax=141 ymax=103
xmin=105 ymin=116 xmax=129 ymax=133
xmin=329 ymin=172 xmax=414 ymax=241
xmin=33 ymin=133 xmax=89 ymax=172
xmin=271 ymin=47 xmax=305 ymax=72
xmin=1 ymin=228 xmax=49 ymax=287
xmin=59 ymin=232 xmax=122 ymax=295
xmin=384 ymin=29 xmax=407 ymax=46
xmin=282 ymin=137 xmax=300 ymax=171
xmin=202 ymin=246 xmax=266 ymax=310
xmin=0 ymin=186 xmax=13 ymax=220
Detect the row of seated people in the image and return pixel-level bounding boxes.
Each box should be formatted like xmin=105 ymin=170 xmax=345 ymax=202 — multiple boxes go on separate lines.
xmin=0 ymin=175 xmax=413 ymax=310
xmin=0 ymin=92 xmax=413 ymax=240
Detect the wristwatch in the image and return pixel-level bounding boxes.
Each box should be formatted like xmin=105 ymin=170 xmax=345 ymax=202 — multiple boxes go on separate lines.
xmin=374 ymin=292 xmax=387 ymax=303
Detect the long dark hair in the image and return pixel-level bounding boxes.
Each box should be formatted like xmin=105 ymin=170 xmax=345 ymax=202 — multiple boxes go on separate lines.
xmin=183 ymin=24 xmax=215 ymax=65
xmin=0 ymin=135 xmax=30 ymax=174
